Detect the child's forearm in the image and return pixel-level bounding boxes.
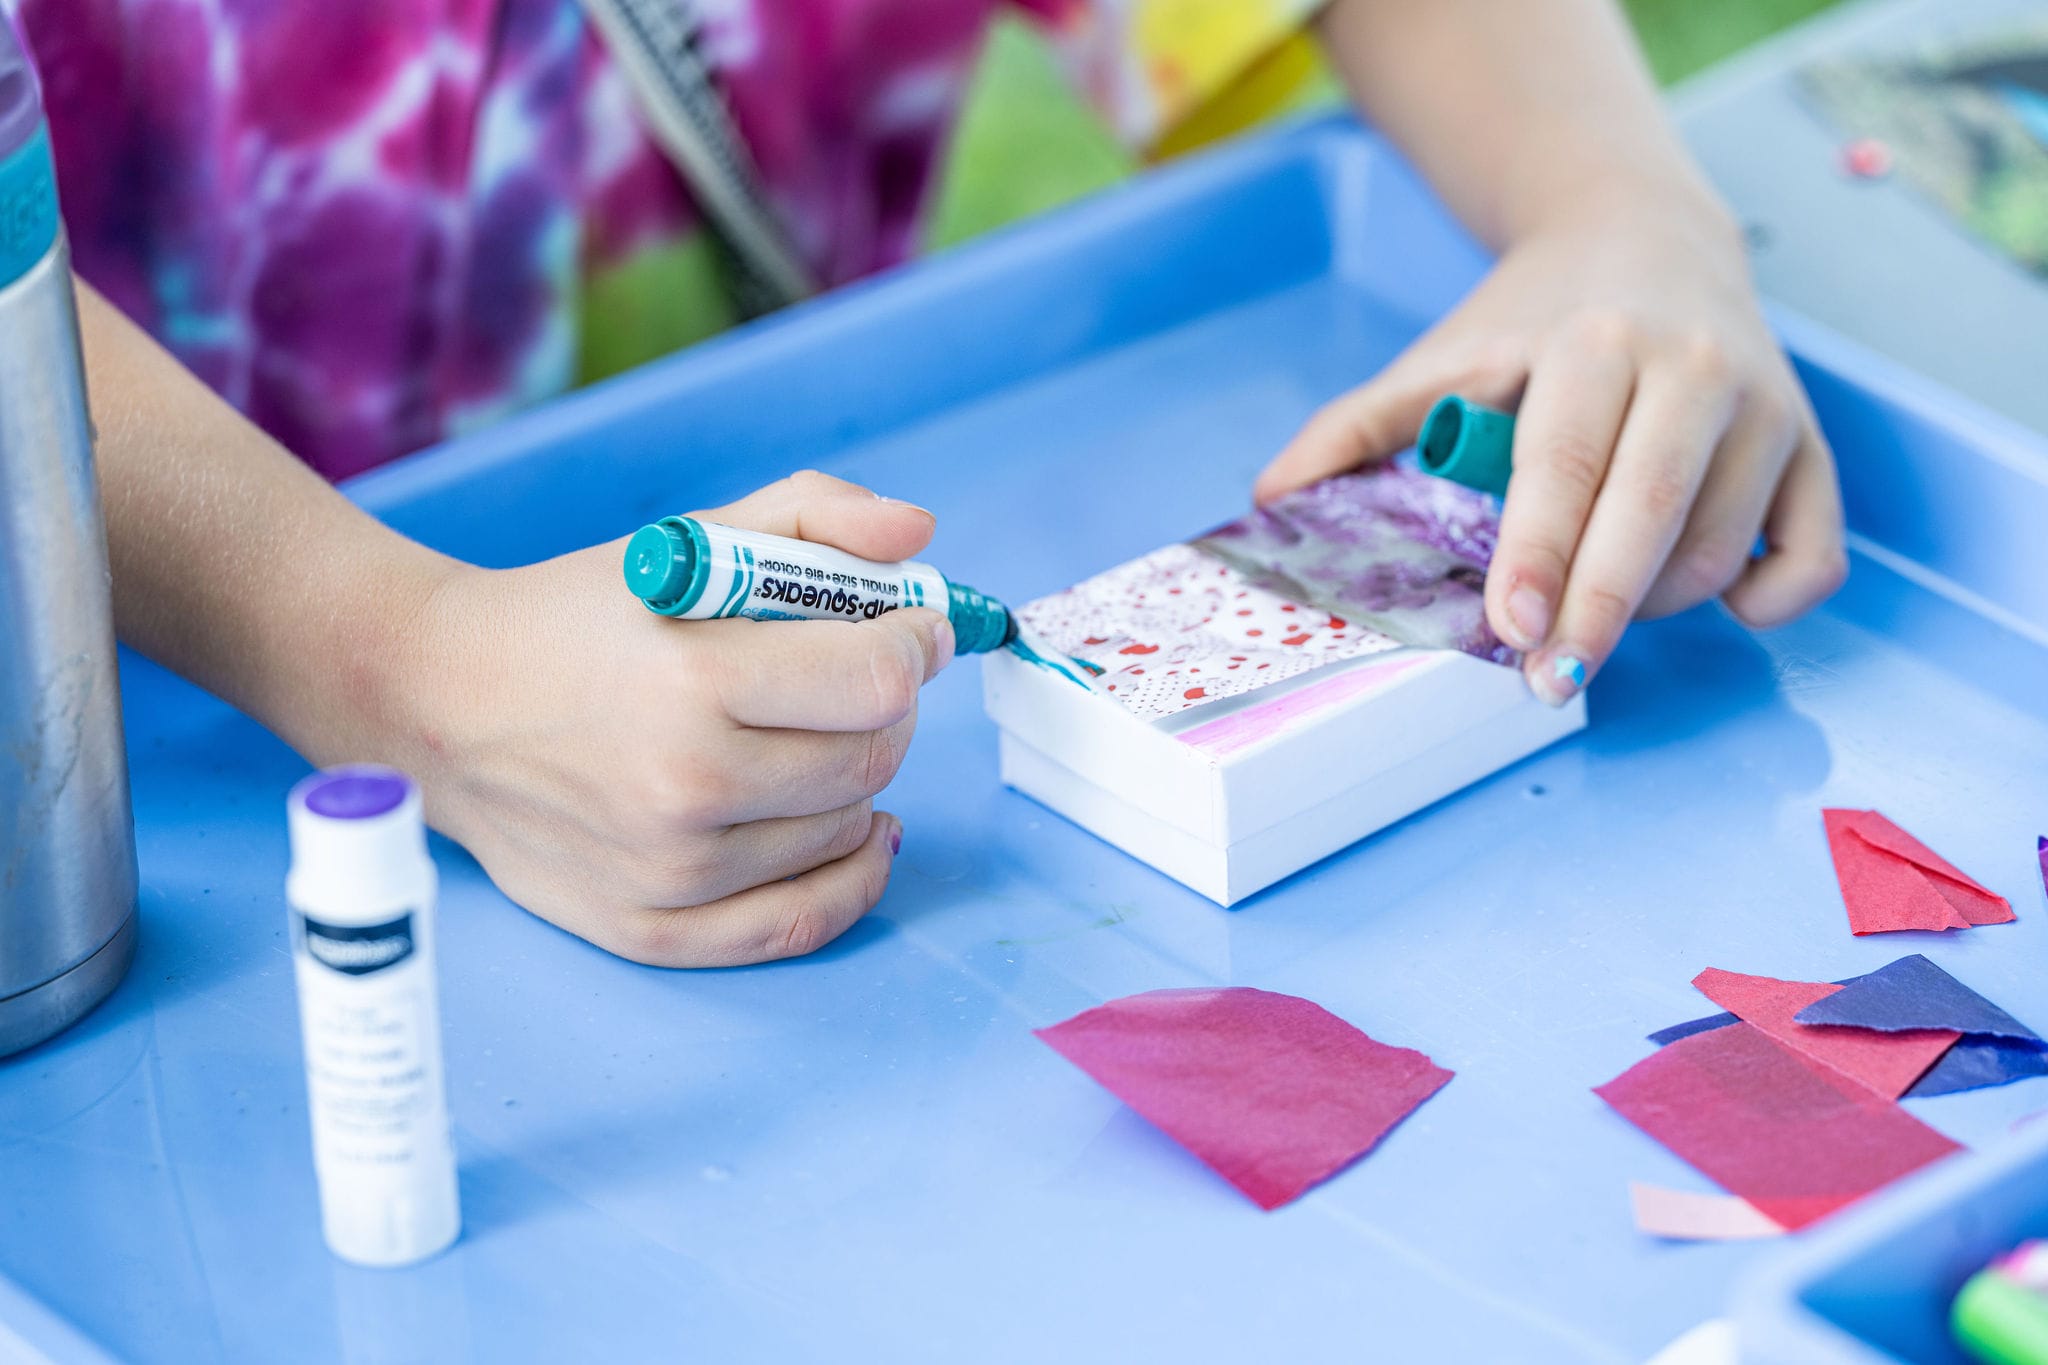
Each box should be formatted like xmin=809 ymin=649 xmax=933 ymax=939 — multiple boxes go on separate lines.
xmin=1317 ymin=0 xmax=1734 ymax=250
xmin=80 ymin=283 xmax=455 ymax=762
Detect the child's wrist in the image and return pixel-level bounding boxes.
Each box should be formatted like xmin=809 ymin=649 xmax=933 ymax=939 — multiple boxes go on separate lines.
xmin=262 ymin=538 xmax=474 ymax=779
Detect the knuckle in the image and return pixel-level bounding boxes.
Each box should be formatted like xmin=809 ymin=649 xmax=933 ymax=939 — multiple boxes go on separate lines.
xmin=1532 ymin=429 xmax=1608 ymax=499
xmin=768 ymin=903 xmax=836 ymax=961
xmin=1672 ymin=539 xmax=1751 ymax=602
xmin=1671 ymin=330 xmax=1735 ymax=388
xmin=1633 ymin=463 xmax=1695 ymax=523
xmin=640 ymin=752 xmax=728 ymax=832
xmin=825 ymin=803 xmax=874 ymax=862
xmin=861 ymin=636 xmax=922 ymax=726
xmin=858 ymin=724 xmax=910 ymax=797
xmin=1563 ymin=308 xmax=1637 ymax=355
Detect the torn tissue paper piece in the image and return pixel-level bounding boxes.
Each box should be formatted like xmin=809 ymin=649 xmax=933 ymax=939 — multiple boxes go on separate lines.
xmin=1824 ymin=808 xmax=2014 ymax=933
xmin=1595 ymin=1022 xmax=1963 ymax=1231
xmin=1017 ymin=465 xmax=1506 ymax=723
xmin=1912 ymin=1038 xmax=2048 ymax=1097
xmin=1691 ymin=967 xmax=1958 ymax=1099
xmin=1629 ymin=1182 xmax=1785 ymax=1241
xmin=1034 ymin=986 xmax=1452 ymax=1210
xmin=1793 ymin=954 xmax=2038 ymax=1039
xmin=1790 ymin=954 xmax=2048 ymax=1098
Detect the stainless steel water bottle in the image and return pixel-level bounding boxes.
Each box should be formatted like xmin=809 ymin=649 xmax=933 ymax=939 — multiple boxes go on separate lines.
xmin=0 ymin=23 xmax=137 ymax=1056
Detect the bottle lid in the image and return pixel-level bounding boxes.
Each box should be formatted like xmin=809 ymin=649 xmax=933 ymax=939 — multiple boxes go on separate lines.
xmin=623 ymin=517 xmax=712 ymax=616
xmin=0 ymin=23 xmax=55 ymax=292
xmin=1418 ymin=395 xmax=1516 ymax=499
xmin=287 ymin=766 xmax=430 ymax=919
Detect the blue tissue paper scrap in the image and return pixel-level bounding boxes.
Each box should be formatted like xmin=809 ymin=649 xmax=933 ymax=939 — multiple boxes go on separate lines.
xmin=1647 ymin=955 xmax=2048 ymax=1098
xmin=1793 ymin=954 xmax=2039 ymax=1039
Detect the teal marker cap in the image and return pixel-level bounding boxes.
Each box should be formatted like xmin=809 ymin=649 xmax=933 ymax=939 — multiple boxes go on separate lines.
xmin=1418 ymin=394 xmax=1515 ymax=499
xmin=623 ymin=517 xmax=712 ymax=617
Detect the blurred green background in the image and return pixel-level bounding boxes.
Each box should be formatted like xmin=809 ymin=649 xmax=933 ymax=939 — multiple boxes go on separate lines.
xmin=929 ymin=0 xmax=1843 ymax=248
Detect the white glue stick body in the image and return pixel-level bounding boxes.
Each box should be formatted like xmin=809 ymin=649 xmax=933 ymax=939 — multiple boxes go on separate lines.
xmin=286 ymin=765 xmax=460 ymax=1267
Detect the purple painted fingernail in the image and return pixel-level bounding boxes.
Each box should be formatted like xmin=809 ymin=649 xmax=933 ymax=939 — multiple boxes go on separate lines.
xmin=888 ymin=827 xmax=903 ymax=856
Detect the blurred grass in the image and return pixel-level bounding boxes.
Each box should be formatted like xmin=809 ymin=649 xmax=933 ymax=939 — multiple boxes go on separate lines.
xmin=929 ymin=0 xmax=1845 ymax=249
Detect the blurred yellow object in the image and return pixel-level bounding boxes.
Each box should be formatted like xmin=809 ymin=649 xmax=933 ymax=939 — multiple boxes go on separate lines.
xmin=1154 ymin=28 xmax=1328 ymax=160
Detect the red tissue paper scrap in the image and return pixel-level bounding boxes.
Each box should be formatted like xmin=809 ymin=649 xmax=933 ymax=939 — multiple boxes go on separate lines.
xmin=1595 ymin=1022 xmax=1962 ymax=1231
xmin=1823 ymin=808 xmax=2014 ymax=934
xmin=1034 ymin=987 xmax=1453 ymax=1210
xmin=1691 ymin=967 xmax=1958 ymax=1099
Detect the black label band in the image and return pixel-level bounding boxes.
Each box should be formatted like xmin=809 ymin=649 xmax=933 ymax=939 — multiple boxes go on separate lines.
xmin=298 ymin=912 xmax=416 ymax=976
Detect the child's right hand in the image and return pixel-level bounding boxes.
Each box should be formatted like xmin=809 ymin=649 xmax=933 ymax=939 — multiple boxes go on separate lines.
xmin=389 ymin=472 xmax=954 ymax=966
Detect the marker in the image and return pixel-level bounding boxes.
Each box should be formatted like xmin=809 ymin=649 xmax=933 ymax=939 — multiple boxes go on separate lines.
xmin=1418 ymin=394 xmax=1515 ymax=498
xmin=623 ymin=518 xmax=1093 ymax=690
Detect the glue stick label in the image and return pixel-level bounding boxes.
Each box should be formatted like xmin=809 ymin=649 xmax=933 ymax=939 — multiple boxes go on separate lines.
xmin=294 ymin=910 xmax=437 ymax=1168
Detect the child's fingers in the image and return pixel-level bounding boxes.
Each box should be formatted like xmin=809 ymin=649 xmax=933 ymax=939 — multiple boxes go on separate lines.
xmin=1635 ymin=391 xmax=1800 ymax=621
xmin=1252 ymin=334 xmax=1525 ymax=505
xmin=719 ymin=713 xmax=919 ymax=822
xmin=657 ymin=800 xmax=877 ymax=908
xmin=697 ymin=607 xmax=954 ymax=731
xmin=601 ymin=812 xmax=901 ymax=967
xmin=697 ymin=469 xmax=938 ymax=563
xmin=1721 ymin=426 xmax=1848 ymax=628
xmin=1525 ymin=365 xmax=1738 ymax=703
xmin=1483 ymin=327 xmax=1636 ymax=652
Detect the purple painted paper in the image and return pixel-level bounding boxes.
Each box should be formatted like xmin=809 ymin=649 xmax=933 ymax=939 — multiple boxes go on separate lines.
xmin=1792 ymin=954 xmax=2040 ymax=1040
xmin=1193 ymin=465 xmax=1510 ymax=663
xmin=1908 ymin=1037 xmax=2048 ymax=1097
xmin=1648 ymin=1013 xmax=1738 ymax=1046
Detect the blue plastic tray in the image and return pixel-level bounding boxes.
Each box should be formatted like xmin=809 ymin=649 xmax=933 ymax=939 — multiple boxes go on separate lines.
xmin=1739 ymin=1117 xmax=2048 ymax=1363
xmin=2 ymin=115 xmax=2046 ymax=1364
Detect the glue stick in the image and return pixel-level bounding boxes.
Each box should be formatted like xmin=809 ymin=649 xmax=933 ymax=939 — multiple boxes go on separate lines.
xmin=287 ymin=765 xmax=460 ymax=1267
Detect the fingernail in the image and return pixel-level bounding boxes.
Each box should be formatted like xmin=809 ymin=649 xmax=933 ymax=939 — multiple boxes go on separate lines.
xmin=1534 ymin=651 xmax=1588 ymax=706
xmin=888 ymin=823 xmax=903 ymax=856
xmin=1503 ymin=586 xmax=1552 ymax=651
xmin=878 ymin=494 xmax=935 ymax=517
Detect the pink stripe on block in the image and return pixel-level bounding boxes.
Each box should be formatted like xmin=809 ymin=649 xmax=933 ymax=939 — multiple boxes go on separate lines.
xmin=1177 ymin=654 xmax=1437 ymax=759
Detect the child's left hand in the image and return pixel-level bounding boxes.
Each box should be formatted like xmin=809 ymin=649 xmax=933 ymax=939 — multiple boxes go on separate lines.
xmin=1254 ymin=192 xmax=1847 ymax=704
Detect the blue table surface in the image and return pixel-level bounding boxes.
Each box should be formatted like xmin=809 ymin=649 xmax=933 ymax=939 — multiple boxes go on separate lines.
xmin=3 ymin=119 xmax=2047 ymax=1365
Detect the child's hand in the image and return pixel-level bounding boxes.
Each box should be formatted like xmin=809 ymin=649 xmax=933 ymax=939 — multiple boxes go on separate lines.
xmin=1254 ymin=198 xmax=1847 ymax=703
xmin=397 ymin=472 xmax=953 ymax=965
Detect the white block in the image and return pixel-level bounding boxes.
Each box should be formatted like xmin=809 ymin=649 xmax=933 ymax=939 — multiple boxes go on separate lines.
xmin=984 ymin=644 xmax=1584 ymax=905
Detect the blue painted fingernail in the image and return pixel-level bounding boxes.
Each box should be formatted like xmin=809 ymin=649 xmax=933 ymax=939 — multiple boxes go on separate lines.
xmin=1552 ymin=654 xmax=1588 ymax=691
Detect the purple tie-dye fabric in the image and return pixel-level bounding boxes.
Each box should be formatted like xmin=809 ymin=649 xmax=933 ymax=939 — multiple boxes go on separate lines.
xmin=11 ymin=0 xmax=999 ymax=479
xmin=10 ymin=0 xmax=1325 ymax=481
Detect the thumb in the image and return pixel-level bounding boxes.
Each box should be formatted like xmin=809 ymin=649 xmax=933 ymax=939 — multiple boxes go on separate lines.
xmin=1253 ymin=336 xmax=1526 ymax=505
xmin=697 ymin=469 xmax=938 ymax=563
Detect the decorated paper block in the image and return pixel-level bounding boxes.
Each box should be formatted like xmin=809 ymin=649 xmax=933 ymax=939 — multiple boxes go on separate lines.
xmin=1017 ymin=465 xmax=1508 ymax=722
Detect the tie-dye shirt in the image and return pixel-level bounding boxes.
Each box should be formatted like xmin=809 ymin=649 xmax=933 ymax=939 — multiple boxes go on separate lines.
xmin=9 ymin=0 xmax=1326 ymax=480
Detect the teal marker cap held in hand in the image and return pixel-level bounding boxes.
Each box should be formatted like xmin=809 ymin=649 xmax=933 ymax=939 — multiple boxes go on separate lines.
xmin=1418 ymin=394 xmax=1515 ymax=499
xmin=623 ymin=517 xmax=712 ymax=616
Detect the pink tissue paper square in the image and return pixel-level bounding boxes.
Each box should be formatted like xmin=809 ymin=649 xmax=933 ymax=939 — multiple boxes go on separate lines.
xmin=1036 ymin=986 xmax=1454 ymax=1209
